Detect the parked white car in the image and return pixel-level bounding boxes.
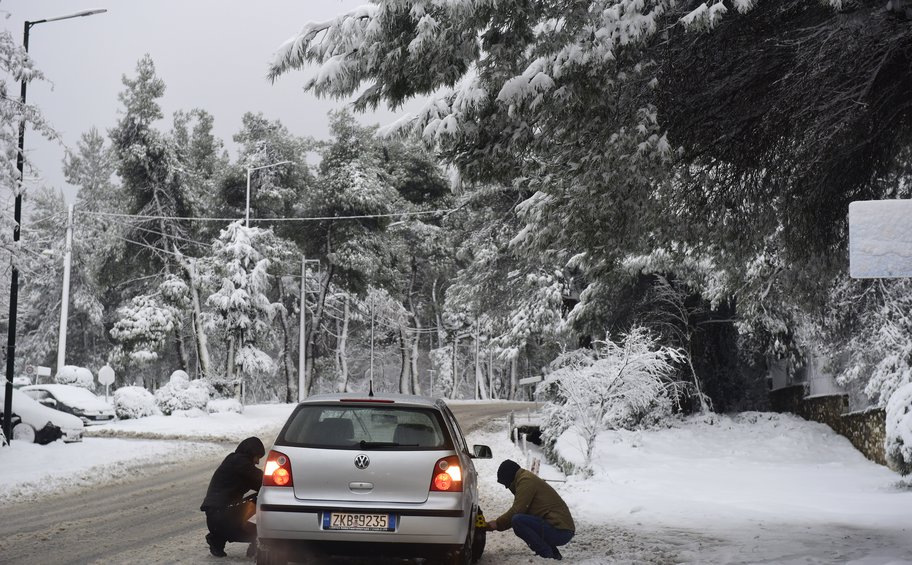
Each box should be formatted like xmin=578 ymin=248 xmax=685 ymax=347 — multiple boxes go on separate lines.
xmin=21 ymin=384 xmax=116 ymax=425
xmin=0 ymin=387 xmax=84 ymax=443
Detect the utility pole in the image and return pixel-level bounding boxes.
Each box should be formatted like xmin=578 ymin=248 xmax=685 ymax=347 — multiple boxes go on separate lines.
xmin=56 ymin=204 xmax=74 ymax=373
xmin=297 ymin=256 xmax=319 ymax=401
xmin=369 ymin=305 xmax=375 ymax=384
xmin=298 ymin=256 xmax=306 ymax=401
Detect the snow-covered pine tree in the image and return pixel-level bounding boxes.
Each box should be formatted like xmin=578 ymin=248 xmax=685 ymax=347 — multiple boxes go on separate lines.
xmin=296 ymin=111 xmax=402 ymax=395
xmin=206 ymin=221 xmax=290 ymax=401
xmin=106 ymin=55 xmax=230 ymax=382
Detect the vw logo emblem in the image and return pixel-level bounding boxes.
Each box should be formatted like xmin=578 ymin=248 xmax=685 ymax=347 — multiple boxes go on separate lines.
xmin=354 ymin=454 xmax=370 ymax=469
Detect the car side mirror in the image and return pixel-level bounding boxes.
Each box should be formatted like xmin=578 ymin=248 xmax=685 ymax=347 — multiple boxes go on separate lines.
xmin=472 ymin=444 xmax=492 ymax=459
xmin=39 ymin=398 xmax=57 ymax=408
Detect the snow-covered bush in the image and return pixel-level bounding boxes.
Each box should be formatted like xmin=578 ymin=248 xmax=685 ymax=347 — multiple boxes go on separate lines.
xmin=154 ymin=370 xmax=211 ymax=415
xmin=539 ymin=327 xmax=685 ymax=469
xmin=171 ymin=407 xmax=207 ymax=418
xmin=885 ymin=382 xmax=912 ymax=475
xmin=821 ymin=278 xmax=912 ymax=409
xmin=113 ymin=386 xmax=159 ymax=419
xmin=207 ymin=398 xmax=243 ymax=414
xmin=54 ymin=365 xmax=94 ymax=390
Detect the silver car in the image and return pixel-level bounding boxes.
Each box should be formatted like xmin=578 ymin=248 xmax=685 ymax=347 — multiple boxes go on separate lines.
xmin=256 ymin=393 xmax=492 ymax=565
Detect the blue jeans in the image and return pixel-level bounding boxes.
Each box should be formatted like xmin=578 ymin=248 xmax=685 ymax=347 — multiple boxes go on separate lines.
xmin=511 ymin=514 xmax=574 ymax=558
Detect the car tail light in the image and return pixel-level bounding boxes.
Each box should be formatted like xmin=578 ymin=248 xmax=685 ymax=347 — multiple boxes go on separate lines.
xmin=429 ymin=455 xmax=463 ymax=492
xmin=263 ymin=450 xmax=293 ymax=487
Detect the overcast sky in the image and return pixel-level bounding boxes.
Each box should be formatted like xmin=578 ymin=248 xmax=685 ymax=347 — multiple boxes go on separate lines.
xmin=2 ymin=0 xmax=418 ymax=201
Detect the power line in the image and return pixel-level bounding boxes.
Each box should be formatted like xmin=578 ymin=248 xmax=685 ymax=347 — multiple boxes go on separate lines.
xmin=81 ymin=208 xmax=455 ymax=223
xmin=98 ymin=213 xmax=213 ymax=249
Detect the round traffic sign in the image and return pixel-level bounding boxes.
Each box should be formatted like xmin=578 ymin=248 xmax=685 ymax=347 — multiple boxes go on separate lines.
xmin=98 ymin=364 xmax=115 ymax=386
xmin=24 ymin=364 xmax=34 ymax=375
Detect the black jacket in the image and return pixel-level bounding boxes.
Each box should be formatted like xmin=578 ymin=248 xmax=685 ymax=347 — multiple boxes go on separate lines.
xmin=200 ymin=436 xmax=265 ymax=511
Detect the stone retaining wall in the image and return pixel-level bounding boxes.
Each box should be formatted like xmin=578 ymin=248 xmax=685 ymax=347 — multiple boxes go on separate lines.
xmin=769 ymin=385 xmax=886 ymax=466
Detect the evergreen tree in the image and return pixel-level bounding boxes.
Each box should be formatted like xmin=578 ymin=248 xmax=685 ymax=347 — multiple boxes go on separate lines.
xmin=106 ymin=55 xmax=203 ymax=380
xmin=206 ymin=221 xmax=291 ymax=400
xmin=298 ymin=111 xmax=403 ymax=395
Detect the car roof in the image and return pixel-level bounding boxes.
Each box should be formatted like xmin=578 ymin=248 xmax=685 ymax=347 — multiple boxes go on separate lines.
xmin=22 ymin=384 xmax=97 ymax=396
xmin=0 ymin=387 xmax=84 ymax=429
xmin=300 ymin=392 xmax=443 ymax=409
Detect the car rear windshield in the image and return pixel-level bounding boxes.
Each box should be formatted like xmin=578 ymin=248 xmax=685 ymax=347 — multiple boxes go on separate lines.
xmin=278 ymin=404 xmax=453 ymax=450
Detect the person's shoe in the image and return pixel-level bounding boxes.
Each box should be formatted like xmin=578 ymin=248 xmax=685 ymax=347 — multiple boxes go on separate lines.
xmin=246 ymin=541 xmax=257 ymax=558
xmin=206 ymin=533 xmax=227 ymax=558
xmin=551 ymin=545 xmax=562 ymax=560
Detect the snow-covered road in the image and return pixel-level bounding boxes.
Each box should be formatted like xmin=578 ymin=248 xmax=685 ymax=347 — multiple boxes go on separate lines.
xmin=2 ymin=403 xmax=911 ymax=564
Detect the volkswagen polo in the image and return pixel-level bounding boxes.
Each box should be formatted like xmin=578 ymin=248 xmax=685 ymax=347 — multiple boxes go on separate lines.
xmin=256 ymin=393 xmax=492 ymax=565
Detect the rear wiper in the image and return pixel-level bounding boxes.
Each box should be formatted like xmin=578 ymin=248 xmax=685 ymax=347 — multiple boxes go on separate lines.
xmin=358 ymin=440 xmax=411 ymax=449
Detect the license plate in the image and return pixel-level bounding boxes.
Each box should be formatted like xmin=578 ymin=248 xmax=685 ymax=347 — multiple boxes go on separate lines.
xmin=323 ymin=512 xmax=396 ymax=531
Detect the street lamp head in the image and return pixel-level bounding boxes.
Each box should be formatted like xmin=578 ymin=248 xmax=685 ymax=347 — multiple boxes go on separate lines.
xmin=30 ymin=9 xmax=107 ymax=26
xmin=247 ymin=160 xmax=293 ymax=173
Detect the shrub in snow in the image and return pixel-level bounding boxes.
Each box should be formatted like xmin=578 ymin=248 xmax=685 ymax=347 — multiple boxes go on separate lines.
xmin=539 ymin=327 xmax=685 ymax=469
xmin=55 ymin=365 xmax=95 ymax=390
xmin=154 ymin=370 xmax=211 ymax=415
xmin=823 ymin=278 xmax=912 ymax=409
xmin=885 ymin=382 xmax=912 ymax=475
xmin=171 ymin=407 xmax=207 ymax=418
xmin=113 ymin=386 xmax=160 ymax=419
xmin=207 ymin=398 xmax=243 ymax=414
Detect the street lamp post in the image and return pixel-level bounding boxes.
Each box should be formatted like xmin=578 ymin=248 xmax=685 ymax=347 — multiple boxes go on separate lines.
xmin=245 ymin=160 xmax=291 ymax=228
xmin=3 ymin=9 xmax=107 ymax=445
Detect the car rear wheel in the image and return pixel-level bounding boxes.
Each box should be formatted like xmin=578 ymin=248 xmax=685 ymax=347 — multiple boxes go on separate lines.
xmin=12 ymin=422 xmax=35 ymax=443
xmin=472 ymin=508 xmax=486 ymax=563
xmin=446 ymin=516 xmax=474 ymax=565
xmin=255 ymin=546 xmax=287 ymax=565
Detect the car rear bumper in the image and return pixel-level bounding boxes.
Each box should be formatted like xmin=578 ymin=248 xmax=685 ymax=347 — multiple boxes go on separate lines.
xmin=61 ymin=428 xmax=83 ymax=442
xmin=257 ymin=488 xmax=469 ymax=546
xmin=258 ymin=537 xmax=460 ymax=560
xmin=80 ymin=415 xmax=115 ymax=426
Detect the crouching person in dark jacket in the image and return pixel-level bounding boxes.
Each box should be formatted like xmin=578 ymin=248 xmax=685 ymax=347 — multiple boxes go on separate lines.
xmin=486 ymin=459 xmax=575 ymax=560
xmin=200 ymin=436 xmax=265 ymax=558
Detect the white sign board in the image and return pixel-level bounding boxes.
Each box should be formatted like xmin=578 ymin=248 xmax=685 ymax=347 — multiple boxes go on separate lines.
xmin=35 ymin=366 xmax=51 ymax=377
xmin=849 ymin=200 xmax=912 ymax=278
xmin=98 ymin=365 xmax=115 ymax=386
xmin=518 ymin=375 xmax=543 ymax=386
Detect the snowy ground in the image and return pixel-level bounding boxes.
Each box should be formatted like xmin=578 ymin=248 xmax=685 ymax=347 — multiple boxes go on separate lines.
xmin=2 ymin=403 xmax=912 ymax=564
xmin=0 ymin=403 xmax=295 ymax=504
